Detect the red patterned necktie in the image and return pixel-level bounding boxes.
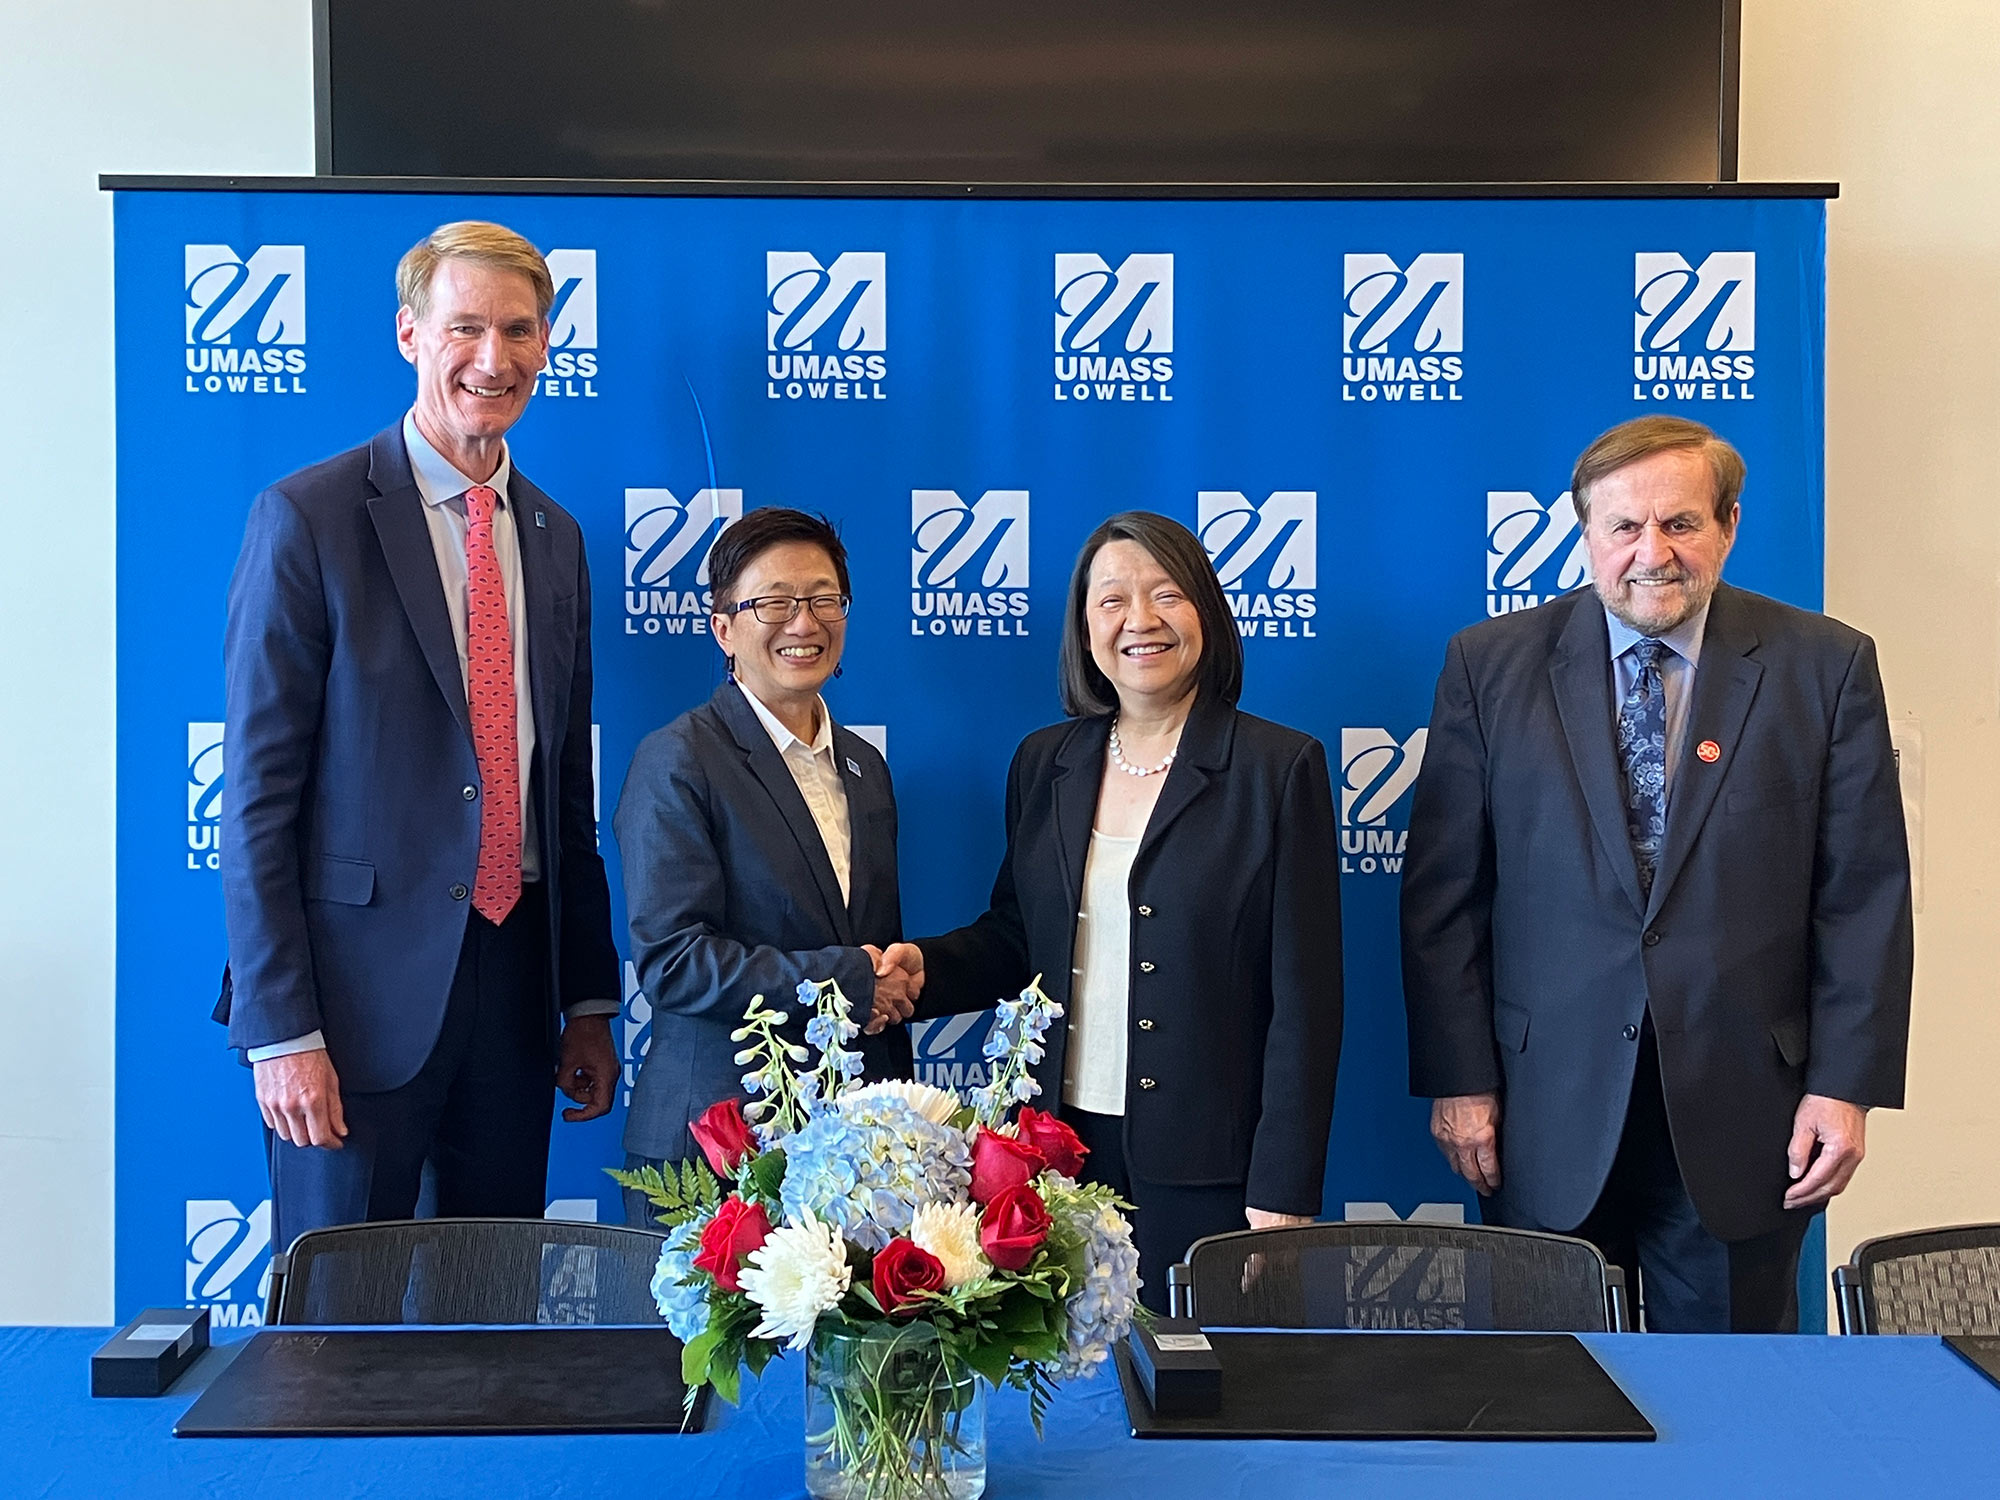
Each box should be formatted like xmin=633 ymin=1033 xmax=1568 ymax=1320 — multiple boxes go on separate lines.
xmin=464 ymin=484 xmax=521 ymax=924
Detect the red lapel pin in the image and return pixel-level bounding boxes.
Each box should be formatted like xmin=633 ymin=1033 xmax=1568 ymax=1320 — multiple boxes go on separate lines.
xmin=1696 ymin=740 xmax=1721 ymax=763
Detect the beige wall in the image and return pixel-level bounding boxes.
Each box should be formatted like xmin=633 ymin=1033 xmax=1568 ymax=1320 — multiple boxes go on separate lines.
xmin=1740 ymin=0 xmax=2000 ymax=1268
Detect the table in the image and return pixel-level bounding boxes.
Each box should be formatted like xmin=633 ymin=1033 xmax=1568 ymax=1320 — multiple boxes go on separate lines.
xmin=6 ymin=1327 xmax=1998 ymax=1498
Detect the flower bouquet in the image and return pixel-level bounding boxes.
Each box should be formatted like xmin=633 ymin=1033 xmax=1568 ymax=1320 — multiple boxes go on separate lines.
xmin=612 ymin=976 xmax=1142 ymax=1500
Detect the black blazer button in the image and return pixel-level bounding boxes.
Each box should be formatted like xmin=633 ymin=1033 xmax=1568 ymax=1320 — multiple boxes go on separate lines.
xmin=462 ymin=785 xmax=478 ymax=801
xmin=1623 ymin=1024 xmax=1639 ymax=1041
xmin=450 ymin=883 xmax=469 ymax=901
xmin=1643 ymin=930 xmax=1662 ymax=947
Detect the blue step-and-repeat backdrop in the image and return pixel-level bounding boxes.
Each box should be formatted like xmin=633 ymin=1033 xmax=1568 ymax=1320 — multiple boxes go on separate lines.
xmin=111 ymin=187 xmax=1826 ymax=1328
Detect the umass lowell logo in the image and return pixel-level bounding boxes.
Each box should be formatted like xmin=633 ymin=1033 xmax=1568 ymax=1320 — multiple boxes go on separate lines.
xmin=623 ymin=487 xmax=742 ymax=637
xmin=766 ymin=252 xmax=887 ymax=400
xmin=1339 ymin=728 xmax=1427 ymax=875
xmin=1633 ymin=252 xmax=1755 ymax=402
xmin=1341 ymin=253 xmax=1463 ymax=403
xmin=183 ymin=245 xmax=307 ymax=396
xmin=910 ymin=490 xmax=1030 ymax=638
xmin=1053 ymin=254 xmax=1173 ymax=402
xmin=1487 ymin=489 xmax=1590 ymax=615
xmin=540 ymin=248 xmax=600 ymax=398
xmin=1196 ymin=491 xmax=1317 ymax=640
xmin=186 ymin=1198 xmax=271 ymax=1327
xmin=186 ymin=722 xmax=225 ymax=871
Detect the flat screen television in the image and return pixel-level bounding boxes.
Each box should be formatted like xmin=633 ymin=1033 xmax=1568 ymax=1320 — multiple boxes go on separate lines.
xmin=315 ymin=0 xmax=1740 ymax=184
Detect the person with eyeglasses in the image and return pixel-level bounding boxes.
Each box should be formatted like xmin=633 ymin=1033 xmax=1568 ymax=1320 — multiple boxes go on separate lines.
xmin=611 ymin=507 xmax=919 ymax=1218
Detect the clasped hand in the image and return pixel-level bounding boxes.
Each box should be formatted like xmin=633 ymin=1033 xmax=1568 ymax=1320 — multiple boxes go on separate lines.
xmin=860 ymin=942 xmax=925 ymax=1033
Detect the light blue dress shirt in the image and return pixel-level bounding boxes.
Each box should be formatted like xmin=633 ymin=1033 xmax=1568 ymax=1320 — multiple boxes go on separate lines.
xmin=1605 ymin=603 xmax=1710 ymax=805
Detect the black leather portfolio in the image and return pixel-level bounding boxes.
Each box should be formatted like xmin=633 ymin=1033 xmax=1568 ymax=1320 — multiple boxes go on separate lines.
xmin=1945 ymin=1335 xmax=2000 ymax=1392
xmin=174 ymin=1327 xmax=708 ymax=1437
xmin=1116 ymin=1330 xmax=1654 ymax=1441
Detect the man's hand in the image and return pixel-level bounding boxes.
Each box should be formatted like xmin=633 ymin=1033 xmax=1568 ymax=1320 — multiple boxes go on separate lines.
xmin=1430 ymin=1092 xmax=1503 ymax=1195
xmin=557 ymin=1014 xmax=619 ymax=1122
xmin=1784 ymin=1094 xmax=1868 ymax=1210
xmin=255 ymin=1048 xmax=347 ymax=1149
xmin=1245 ymin=1208 xmax=1314 ymax=1230
xmin=860 ymin=943 xmax=925 ymax=1034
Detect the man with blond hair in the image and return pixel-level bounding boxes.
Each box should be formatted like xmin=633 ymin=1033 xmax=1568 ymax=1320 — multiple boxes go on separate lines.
xmin=217 ymin=221 xmax=620 ymax=1253
xmin=1401 ymin=415 xmax=1912 ymax=1332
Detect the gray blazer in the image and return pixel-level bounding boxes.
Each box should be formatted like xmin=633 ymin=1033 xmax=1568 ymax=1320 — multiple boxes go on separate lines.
xmin=1400 ymin=582 xmax=1913 ymax=1242
xmin=613 ymin=683 xmax=912 ymax=1161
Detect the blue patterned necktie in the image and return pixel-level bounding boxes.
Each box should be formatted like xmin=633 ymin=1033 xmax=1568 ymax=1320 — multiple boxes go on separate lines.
xmin=1617 ymin=638 xmax=1670 ymax=899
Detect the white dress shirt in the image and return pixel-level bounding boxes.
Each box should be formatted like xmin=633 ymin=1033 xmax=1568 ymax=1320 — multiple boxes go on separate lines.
xmin=1605 ymin=603 xmax=1710 ymax=805
xmin=246 ymin=412 xmax=614 ymax=1064
xmin=1064 ymin=828 xmax=1140 ymax=1116
xmin=737 ymin=682 xmax=853 ymax=903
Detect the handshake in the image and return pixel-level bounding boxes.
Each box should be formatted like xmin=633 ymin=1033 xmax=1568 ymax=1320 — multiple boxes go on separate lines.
xmin=858 ymin=942 xmax=925 ymax=1034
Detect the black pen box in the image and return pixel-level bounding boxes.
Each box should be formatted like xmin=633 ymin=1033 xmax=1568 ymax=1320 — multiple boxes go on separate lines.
xmin=92 ymin=1308 xmax=211 ymax=1396
xmin=1126 ymin=1318 xmax=1223 ymax=1416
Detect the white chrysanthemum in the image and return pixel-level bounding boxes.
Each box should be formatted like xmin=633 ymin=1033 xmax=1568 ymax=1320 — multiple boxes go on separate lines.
xmin=838 ymin=1079 xmax=960 ymax=1126
xmin=908 ymin=1201 xmax=990 ymax=1288
xmin=739 ymin=1215 xmax=853 ymax=1351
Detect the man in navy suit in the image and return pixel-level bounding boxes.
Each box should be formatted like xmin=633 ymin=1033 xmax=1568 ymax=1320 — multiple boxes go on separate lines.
xmin=613 ymin=508 xmax=919 ymax=1218
xmin=1401 ymin=416 xmax=1913 ymax=1332
xmin=218 ymin=221 xmax=620 ymax=1255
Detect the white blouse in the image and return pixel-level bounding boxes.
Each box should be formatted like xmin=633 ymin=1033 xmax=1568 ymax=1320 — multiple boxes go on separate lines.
xmin=1064 ymin=828 xmax=1141 ymax=1115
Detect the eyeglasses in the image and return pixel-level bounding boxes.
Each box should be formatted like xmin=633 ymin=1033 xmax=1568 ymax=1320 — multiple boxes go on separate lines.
xmin=728 ymin=593 xmax=852 ymax=625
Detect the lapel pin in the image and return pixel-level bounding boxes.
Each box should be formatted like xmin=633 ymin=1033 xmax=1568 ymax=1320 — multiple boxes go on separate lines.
xmin=1696 ymin=739 xmax=1721 ymax=763
xmin=845 ymin=757 xmax=861 ymax=776
xmin=534 ymin=510 xmax=547 ymax=528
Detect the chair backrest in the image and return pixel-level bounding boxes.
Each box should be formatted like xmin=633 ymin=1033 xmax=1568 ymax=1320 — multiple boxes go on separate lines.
xmin=1177 ymin=1222 xmax=1625 ymax=1332
xmin=267 ymin=1218 xmax=671 ymax=1327
xmin=1835 ymin=1223 xmax=2000 ymax=1336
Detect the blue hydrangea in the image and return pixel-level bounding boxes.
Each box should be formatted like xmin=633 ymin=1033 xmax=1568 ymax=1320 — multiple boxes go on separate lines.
xmin=779 ymin=1095 xmax=971 ymax=1252
xmin=1050 ymin=1190 xmax=1142 ymax=1380
xmin=650 ymin=1218 xmax=712 ymax=1344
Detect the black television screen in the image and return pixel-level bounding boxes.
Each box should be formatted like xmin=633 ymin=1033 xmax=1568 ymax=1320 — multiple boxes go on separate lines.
xmin=316 ymin=0 xmax=1739 ymax=184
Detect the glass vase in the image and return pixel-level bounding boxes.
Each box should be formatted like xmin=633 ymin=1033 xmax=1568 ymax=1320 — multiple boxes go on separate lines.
xmin=804 ymin=1319 xmax=987 ymax=1500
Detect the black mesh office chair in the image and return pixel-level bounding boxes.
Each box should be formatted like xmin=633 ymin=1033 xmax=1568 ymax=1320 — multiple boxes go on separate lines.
xmin=1169 ymin=1222 xmax=1630 ymax=1332
xmin=265 ymin=1218 xmax=671 ymax=1326
xmin=1833 ymin=1224 xmax=2000 ymax=1335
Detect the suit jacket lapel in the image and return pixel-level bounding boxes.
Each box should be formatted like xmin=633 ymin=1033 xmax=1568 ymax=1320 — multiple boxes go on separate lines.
xmin=1050 ymin=718 xmax=1107 ymax=925
xmin=510 ymin=468 xmax=563 ymax=788
xmin=834 ymin=727 xmax=886 ymax=928
xmin=1548 ymin=597 xmax=1647 ymax=917
xmin=1645 ymin=586 xmax=1763 ymax=921
xmin=1137 ymin=691 xmax=1231 ymax=861
xmin=365 ymin=427 xmax=471 ymax=742
xmin=715 ymin=685 xmax=854 ymax=944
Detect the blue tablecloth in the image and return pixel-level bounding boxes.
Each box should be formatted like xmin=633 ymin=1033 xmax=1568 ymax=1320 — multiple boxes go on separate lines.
xmin=7 ymin=1326 xmax=1999 ymax=1498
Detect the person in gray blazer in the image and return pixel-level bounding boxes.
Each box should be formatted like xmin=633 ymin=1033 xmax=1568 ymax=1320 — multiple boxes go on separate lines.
xmin=613 ymin=508 xmax=918 ymax=1219
xmin=1401 ymin=416 xmax=1913 ymax=1332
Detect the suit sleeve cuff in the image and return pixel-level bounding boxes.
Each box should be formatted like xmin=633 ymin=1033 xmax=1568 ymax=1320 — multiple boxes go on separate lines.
xmin=563 ymin=1000 xmax=621 ymax=1020
xmin=245 ymin=1031 xmax=326 ymax=1063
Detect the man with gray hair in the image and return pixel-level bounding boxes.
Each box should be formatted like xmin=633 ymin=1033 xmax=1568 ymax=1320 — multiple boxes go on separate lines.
xmin=217 ymin=221 xmax=621 ymax=1253
xmin=1401 ymin=415 xmax=1912 ymax=1332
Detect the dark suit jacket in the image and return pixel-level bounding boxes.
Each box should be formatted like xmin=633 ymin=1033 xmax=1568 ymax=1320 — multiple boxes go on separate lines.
xmin=614 ymin=683 xmax=913 ymax=1162
xmin=217 ymin=424 xmax=618 ymax=1092
xmin=1401 ymin=583 xmax=1913 ymax=1243
xmin=914 ymin=692 xmax=1343 ymax=1216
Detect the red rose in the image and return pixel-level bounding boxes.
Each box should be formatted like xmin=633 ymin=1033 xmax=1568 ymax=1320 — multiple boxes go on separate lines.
xmin=871 ymin=1237 xmax=947 ymax=1317
xmin=690 ymin=1097 xmax=757 ymax=1177
xmin=1014 ymin=1107 xmax=1088 ymax=1179
xmin=978 ymin=1183 xmax=1053 ymax=1271
xmin=969 ymin=1128 xmax=1045 ymax=1204
xmin=693 ymin=1196 xmax=772 ymax=1293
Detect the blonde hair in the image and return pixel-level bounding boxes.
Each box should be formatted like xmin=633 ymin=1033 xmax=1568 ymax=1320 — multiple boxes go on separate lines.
xmin=1570 ymin=415 xmax=1745 ymax=526
xmin=395 ymin=221 xmax=554 ymax=321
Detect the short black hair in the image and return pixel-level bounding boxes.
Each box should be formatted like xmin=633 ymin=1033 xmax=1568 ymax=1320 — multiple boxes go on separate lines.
xmin=1057 ymin=511 xmax=1243 ymax=718
xmin=706 ymin=507 xmax=851 ymax=611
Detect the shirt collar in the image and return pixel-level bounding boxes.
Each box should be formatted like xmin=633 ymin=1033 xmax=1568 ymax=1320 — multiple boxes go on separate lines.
xmin=1604 ymin=600 xmax=1710 ymax=669
xmin=402 ymin=409 xmax=513 ymax=510
xmin=736 ymin=681 xmax=834 ymax=758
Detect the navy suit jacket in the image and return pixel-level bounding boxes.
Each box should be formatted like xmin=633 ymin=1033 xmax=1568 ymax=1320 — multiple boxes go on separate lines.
xmin=1400 ymin=583 xmax=1913 ymax=1242
xmin=614 ymin=683 xmax=913 ymax=1162
xmin=913 ymin=692 xmax=1344 ymax=1216
xmin=216 ymin=424 xmax=618 ymax=1092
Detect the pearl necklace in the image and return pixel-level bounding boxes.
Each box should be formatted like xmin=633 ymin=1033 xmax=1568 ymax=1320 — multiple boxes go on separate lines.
xmin=1109 ymin=718 xmax=1178 ymax=777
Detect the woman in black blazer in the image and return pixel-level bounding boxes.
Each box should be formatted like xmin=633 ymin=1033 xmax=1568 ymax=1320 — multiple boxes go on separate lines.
xmin=884 ymin=512 xmax=1343 ymax=1308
